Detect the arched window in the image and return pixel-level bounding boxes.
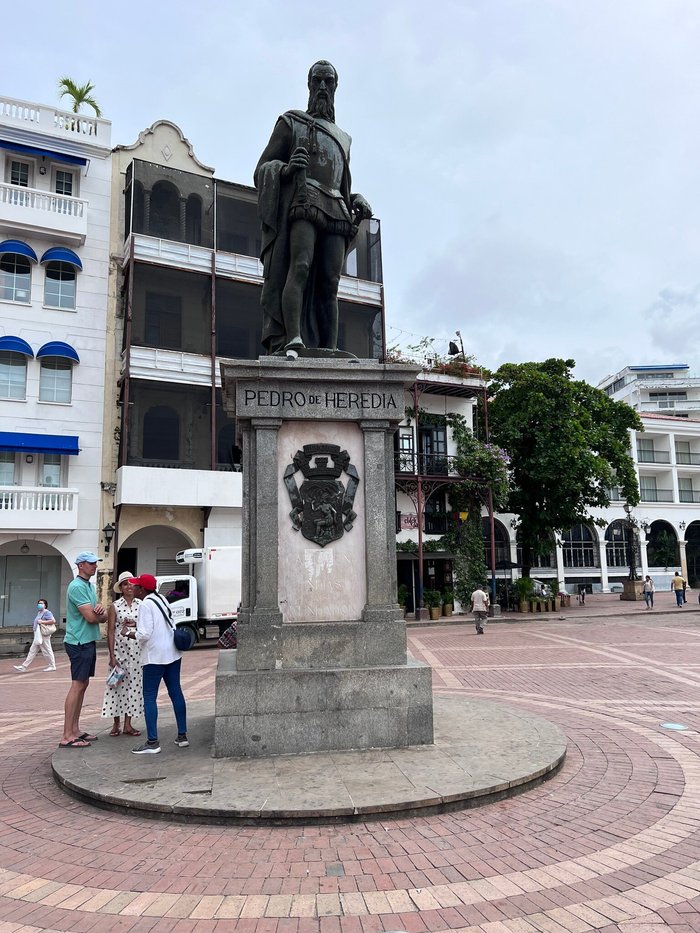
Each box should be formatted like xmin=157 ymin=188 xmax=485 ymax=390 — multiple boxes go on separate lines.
xmin=562 ymin=524 xmax=598 ymax=568
xmin=186 ymin=194 xmax=202 ymax=245
xmin=150 ymin=181 xmax=180 ymax=240
xmin=0 ymin=254 xmax=31 ymax=302
xmin=515 ymin=529 xmax=555 ymax=568
xmin=132 ymin=179 xmax=145 ymax=234
xmin=44 ymin=261 xmax=76 ymax=309
xmin=605 ymin=520 xmax=630 ymax=567
xmin=143 ymin=406 xmax=179 ymax=461
xmin=39 ymin=357 xmax=73 ymax=403
xmin=647 ymin=520 xmax=680 ymax=569
xmin=482 ymin=518 xmax=510 ymax=566
xmin=0 ymin=351 xmax=28 ymax=399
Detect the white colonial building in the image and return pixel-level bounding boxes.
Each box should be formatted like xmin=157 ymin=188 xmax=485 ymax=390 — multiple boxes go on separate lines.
xmin=392 ymin=362 xmax=700 ymax=609
xmin=0 ymin=95 xmax=112 ymax=623
xmin=493 ymin=364 xmax=700 ymax=599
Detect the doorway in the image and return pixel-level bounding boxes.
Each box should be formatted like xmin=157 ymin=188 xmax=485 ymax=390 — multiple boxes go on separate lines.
xmin=0 ymin=555 xmax=62 ymax=627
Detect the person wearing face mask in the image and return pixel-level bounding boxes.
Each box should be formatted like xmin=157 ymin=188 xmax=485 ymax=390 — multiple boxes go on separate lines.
xmin=14 ymin=597 xmax=57 ymax=672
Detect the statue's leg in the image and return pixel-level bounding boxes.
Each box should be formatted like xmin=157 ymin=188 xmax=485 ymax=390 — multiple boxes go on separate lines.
xmin=282 ymin=220 xmax=316 ymax=349
xmin=316 ymin=234 xmax=346 ymax=350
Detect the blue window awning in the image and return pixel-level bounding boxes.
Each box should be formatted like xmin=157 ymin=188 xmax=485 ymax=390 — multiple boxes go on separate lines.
xmin=0 ymin=336 xmax=33 ymax=357
xmin=0 ymin=239 xmax=38 ymax=262
xmin=0 ymin=433 xmax=79 ymax=455
xmin=0 ymin=140 xmax=87 ymax=167
xmin=40 ymin=247 xmax=82 ymax=270
xmin=36 ymin=341 xmax=80 ymax=363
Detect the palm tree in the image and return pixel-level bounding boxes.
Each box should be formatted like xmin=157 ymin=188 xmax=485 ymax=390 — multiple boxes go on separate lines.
xmin=57 ymin=77 xmax=102 ymax=117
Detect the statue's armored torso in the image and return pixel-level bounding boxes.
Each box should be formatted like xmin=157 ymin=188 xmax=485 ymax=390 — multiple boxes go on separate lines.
xmin=287 ymin=114 xmax=352 ymax=224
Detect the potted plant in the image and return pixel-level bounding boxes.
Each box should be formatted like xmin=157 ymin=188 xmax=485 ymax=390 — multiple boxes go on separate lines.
xmin=423 ymin=589 xmax=442 ymax=621
xmin=397 ymin=583 xmax=409 ymax=616
xmin=514 ymin=577 xmax=534 ymax=612
xmin=442 ymin=588 xmax=454 ymax=618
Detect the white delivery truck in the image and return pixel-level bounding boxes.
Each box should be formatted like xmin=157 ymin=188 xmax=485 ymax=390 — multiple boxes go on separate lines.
xmin=156 ymin=546 xmax=241 ymax=642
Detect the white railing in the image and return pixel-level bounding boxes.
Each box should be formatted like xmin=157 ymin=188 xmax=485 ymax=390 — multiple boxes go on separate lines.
xmin=129 ymin=233 xmax=383 ymax=305
xmin=0 ymin=181 xmax=86 ymax=218
xmin=0 ymin=486 xmax=77 ymax=512
xmin=0 ymin=485 xmax=79 ymax=532
xmin=0 ymin=96 xmax=111 ymax=145
xmin=640 ymin=399 xmax=700 ymax=411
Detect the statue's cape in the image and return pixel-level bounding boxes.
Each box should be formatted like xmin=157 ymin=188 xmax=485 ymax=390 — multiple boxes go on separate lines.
xmin=254 ymin=111 xmax=354 ymax=353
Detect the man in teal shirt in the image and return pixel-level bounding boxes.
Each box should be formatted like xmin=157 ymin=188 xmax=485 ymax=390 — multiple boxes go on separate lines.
xmin=59 ymin=551 xmax=106 ymax=748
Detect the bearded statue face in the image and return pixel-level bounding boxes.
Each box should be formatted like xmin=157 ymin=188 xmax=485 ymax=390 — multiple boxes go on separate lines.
xmin=307 ymin=61 xmax=337 ymax=122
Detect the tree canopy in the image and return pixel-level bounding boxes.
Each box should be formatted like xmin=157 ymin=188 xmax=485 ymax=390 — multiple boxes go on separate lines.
xmin=58 ymin=77 xmax=102 ymax=116
xmin=488 ymin=358 xmax=643 ymax=576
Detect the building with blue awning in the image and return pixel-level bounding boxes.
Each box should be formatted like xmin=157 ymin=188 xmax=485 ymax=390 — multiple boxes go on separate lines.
xmin=0 ymin=92 xmax=112 ymax=623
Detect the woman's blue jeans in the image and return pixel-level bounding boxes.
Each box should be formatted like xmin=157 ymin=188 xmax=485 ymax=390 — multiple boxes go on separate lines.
xmin=142 ymin=659 xmax=187 ymax=742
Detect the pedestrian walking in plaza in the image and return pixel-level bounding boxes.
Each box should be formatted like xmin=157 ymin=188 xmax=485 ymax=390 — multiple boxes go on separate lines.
xmin=470 ymin=583 xmax=490 ymax=635
xmin=14 ymin=597 xmax=57 ymax=672
xmin=642 ymin=575 xmax=655 ymax=609
xmin=59 ymin=552 xmax=105 ymax=749
xmin=671 ymin=571 xmax=686 ymax=608
xmin=101 ymin=571 xmax=143 ymax=736
xmin=127 ymin=574 xmax=188 ymax=755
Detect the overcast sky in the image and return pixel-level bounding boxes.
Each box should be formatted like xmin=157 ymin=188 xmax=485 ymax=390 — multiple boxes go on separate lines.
xmin=4 ymin=0 xmax=700 ymax=385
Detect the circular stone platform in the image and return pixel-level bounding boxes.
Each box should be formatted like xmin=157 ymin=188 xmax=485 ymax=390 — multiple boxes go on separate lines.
xmin=52 ymin=695 xmax=566 ymax=824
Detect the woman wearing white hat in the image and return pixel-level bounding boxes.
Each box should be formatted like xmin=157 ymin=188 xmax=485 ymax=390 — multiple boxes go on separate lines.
xmin=101 ymin=571 xmax=143 ymax=736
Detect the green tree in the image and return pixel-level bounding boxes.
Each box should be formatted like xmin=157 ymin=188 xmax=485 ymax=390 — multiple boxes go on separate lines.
xmin=489 ymin=359 xmax=642 ymax=578
xmin=57 ymin=77 xmax=102 ymax=116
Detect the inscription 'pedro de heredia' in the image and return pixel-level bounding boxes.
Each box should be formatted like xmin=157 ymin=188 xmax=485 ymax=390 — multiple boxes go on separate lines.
xmin=283 ymin=444 xmax=360 ymax=547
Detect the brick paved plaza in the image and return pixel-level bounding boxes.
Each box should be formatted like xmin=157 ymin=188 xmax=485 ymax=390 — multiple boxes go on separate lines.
xmin=3 ymin=602 xmax=700 ymax=931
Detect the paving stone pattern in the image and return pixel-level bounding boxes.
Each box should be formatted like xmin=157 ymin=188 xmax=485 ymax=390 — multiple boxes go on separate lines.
xmin=3 ymin=604 xmax=700 ymax=930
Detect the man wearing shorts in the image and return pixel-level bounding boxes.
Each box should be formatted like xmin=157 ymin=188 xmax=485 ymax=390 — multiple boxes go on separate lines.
xmin=59 ymin=551 xmax=105 ymax=748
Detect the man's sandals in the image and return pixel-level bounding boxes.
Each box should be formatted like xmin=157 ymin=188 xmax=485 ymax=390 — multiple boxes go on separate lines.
xmin=58 ymin=732 xmax=99 ymax=748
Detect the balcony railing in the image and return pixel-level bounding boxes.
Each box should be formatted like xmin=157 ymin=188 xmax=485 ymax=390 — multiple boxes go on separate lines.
xmin=127 ymin=458 xmax=196 ymax=470
xmin=640 ymin=399 xmax=700 ymax=411
xmin=0 ymin=181 xmax=88 ymax=244
xmin=676 ymin=452 xmax=700 ymax=465
xmin=636 ymin=449 xmax=671 ymax=464
xmin=640 ymin=489 xmax=674 ymax=502
xmin=679 ymin=490 xmax=700 ymax=503
xmin=394 ymin=452 xmax=461 ymax=477
xmin=0 ymin=96 xmax=111 ymax=144
xmin=0 ymin=485 xmax=78 ymax=531
xmin=424 ymin=513 xmax=451 ymax=534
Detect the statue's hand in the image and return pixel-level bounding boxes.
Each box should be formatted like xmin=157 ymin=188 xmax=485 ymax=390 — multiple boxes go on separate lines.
xmin=282 ymin=146 xmax=309 ymax=178
xmin=351 ymin=194 xmax=373 ymax=222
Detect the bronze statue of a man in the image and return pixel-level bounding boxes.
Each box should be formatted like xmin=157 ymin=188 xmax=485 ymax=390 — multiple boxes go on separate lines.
xmin=255 ymin=60 xmax=372 ymax=354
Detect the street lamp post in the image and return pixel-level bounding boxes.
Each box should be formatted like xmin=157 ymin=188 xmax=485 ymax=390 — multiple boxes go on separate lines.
xmin=621 ymin=503 xmax=640 ymax=600
xmin=622 ymin=503 xmax=638 ymax=581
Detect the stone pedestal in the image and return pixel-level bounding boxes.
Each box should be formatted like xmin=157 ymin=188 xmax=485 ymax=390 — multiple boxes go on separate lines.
xmin=621 ymin=580 xmax=644 ymax=601
xmin=216 ymin=357 xmax=433 ymax=758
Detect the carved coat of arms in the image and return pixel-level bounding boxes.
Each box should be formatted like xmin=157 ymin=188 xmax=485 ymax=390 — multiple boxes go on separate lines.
xmin=283 ymin=444 xmax=360 ymax=547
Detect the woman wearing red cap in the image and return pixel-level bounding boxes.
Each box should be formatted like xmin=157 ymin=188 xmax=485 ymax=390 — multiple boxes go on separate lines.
xmin=125 ymin=574 xmax=188 ymax=754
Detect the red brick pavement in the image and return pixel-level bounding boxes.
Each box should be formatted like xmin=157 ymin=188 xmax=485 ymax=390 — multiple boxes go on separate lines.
xmin=3 ymin=613 xmax=700 ymax=930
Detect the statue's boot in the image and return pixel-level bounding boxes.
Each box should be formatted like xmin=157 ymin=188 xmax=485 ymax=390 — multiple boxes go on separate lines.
xmin=284 ymin=337 xmax=306 ymax=350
